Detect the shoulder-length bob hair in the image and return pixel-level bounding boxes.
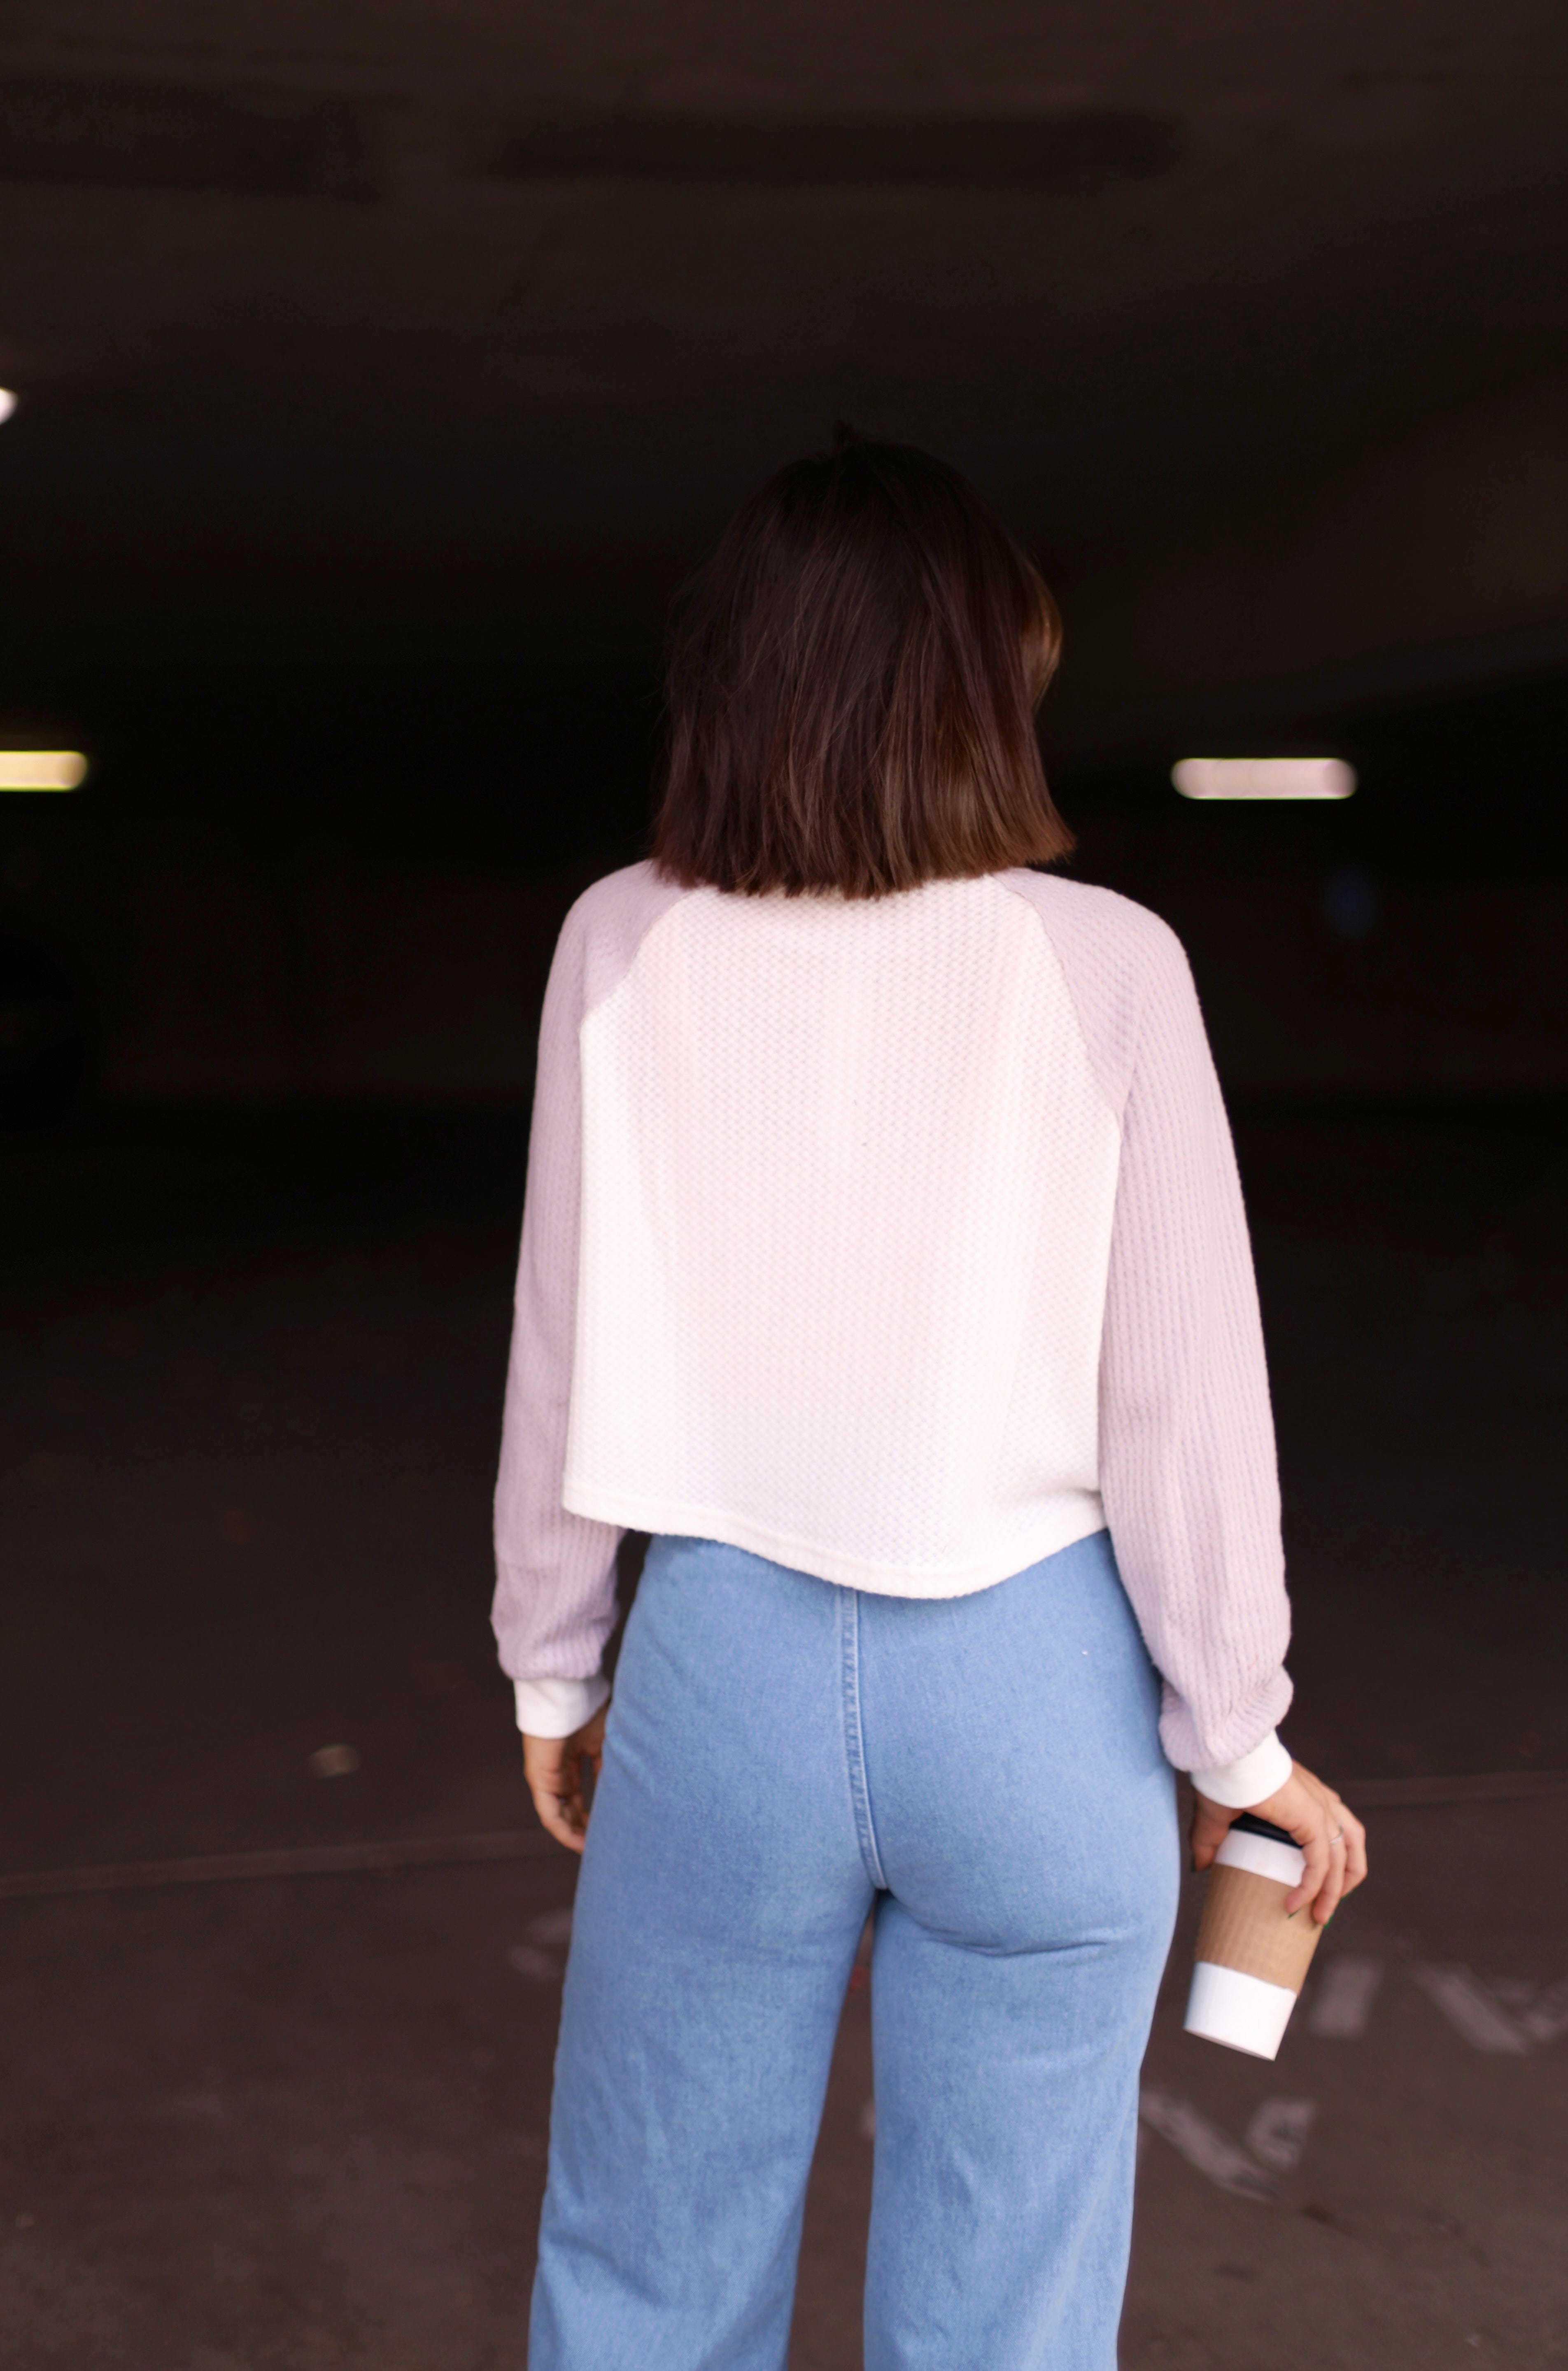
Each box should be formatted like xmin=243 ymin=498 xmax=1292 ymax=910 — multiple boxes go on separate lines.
xmin=648 ymin=429 xmax=1073 ymax=900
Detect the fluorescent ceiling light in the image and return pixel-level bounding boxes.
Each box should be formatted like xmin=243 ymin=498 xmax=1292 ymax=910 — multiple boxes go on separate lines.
xmin=0 ymin=389 xmax=16 ymax=424
xmin=0 ymin=750 xmax=88 ymax=790
xmin=1172 ymin=757 xmax=1356 ymax=801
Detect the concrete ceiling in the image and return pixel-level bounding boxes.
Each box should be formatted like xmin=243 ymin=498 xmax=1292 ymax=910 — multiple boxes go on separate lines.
xmin=1 ymin=2 xmax=1566 ymax=718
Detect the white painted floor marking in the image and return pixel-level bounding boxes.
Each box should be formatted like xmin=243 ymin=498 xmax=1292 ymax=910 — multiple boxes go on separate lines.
xmin=508 ymin=1906 xmax=575 ymax=1982
xmin=506 ymin=1944 xmax=559 ymax=1982
xmin=1306 ymin=1955 xmax=1384 ymax=2038
xmin=1412 ymin=1967 xmax=1531 ymax=2053
xmin=1137 ymin=2087 xmax=1279 ymax=2203
xmin=1492 ymin=1977 xmax=1568 ymax=2045
xmin=1244 ymin=2098 xmax=1316 ymax=2174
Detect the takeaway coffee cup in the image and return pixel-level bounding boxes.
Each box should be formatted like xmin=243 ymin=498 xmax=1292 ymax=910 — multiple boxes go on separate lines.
xmin=1184 ymin=1811 xmax=1323 ymax=2059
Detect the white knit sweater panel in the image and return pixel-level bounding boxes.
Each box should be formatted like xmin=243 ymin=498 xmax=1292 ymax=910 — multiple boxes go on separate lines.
xmin=493 ymin=860 xmax=1294 ymax=1779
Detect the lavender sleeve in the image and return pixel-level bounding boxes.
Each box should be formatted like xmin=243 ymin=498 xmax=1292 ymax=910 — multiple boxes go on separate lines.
xmin=491 ymin=896 xmax=624 ymax=1739
xmin=1094 ymin=918 xmax=1294 ymax=1774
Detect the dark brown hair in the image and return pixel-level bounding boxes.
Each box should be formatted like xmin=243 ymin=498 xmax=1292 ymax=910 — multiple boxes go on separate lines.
xmin=648 ymin=428 xmax=1072 ymax=899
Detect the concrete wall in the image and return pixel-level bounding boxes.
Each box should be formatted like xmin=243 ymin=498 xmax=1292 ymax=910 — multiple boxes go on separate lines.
xmin=1063 ymin=369 xmax=1568 ymax=755
xmin=1151 ymin=876 xmax=1568 ymax=1096
xmin=107 ymin=866 xmax=601 ymax=1100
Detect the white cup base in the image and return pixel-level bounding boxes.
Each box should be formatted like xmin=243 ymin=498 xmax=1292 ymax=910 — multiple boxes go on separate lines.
xmin=1184 ymin=1960 xmax=1298 ymax=2059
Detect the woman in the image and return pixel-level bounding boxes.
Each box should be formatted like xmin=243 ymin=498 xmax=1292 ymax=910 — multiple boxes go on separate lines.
xmin=492 ymin=430 xmax=1367 ymax=2370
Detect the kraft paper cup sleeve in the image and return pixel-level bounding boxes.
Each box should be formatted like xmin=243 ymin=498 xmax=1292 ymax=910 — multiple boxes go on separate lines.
xmin=1194 ymin=1864 xmax=1323 ymax=1993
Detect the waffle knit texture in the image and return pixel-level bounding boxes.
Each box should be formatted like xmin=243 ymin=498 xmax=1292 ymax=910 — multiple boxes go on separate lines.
xmin=492 ymin=860 xmax=1293 ymax=1776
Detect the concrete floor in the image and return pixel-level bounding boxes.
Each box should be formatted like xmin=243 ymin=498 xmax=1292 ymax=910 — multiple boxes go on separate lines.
xmin=1 ymin=1099 xmax=1565 ymax=2367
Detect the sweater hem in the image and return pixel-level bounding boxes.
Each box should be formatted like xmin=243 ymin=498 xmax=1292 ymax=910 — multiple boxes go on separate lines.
xmin=560 ymin=1478 xmax=1108 ymax=1598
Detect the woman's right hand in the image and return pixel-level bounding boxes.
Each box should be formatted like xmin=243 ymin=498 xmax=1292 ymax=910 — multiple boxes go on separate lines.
xmin=1191 ymin=1758 xmax=1368 ymax=1925
xmin=522 ymin=1703 xmax=608 ymax=1855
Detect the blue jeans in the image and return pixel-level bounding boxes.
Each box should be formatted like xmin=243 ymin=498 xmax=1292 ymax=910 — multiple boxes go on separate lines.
xmin=529 ymin=1527 xmax=1179 ymax=2371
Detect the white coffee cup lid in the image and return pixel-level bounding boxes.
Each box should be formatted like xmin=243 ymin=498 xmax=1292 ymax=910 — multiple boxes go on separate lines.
xmin=1215 ymin=1826 xmax=1305 ymax=1886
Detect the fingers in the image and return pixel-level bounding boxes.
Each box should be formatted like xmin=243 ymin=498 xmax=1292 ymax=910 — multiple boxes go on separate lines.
xmin=1328 ymin=1792 xmax=1366 ymax=1906
xmin=1284 ymin=1787 xmax=1367 ymax=1924
xmin=531 ymin=1776 xmax=589 ymax=1855
xmin=1305 ymin=1821 xmax=1349 ymax=1924
xmin=1302 ymin=1779 xmax=1368 ymax=1922
xmin=1286 ymin=1817 xmax=1332 ymax=1920
xmin=1189 ymin=1790 xmax=1239 ymax=1873
xmin=521 ymin=1708 xmax=610 ymax=1856
xmin=521 ymin=1734 xmax=590 ymax=1856
xmin=1340 ymin=1804 xmax=1369 ymax=1895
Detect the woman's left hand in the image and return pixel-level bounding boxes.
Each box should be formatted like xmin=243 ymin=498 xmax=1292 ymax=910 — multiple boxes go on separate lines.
xmin=522 ymin=1703 xmax=608 ymax=1855
xmin=1191 ymin=1758 xmax=1368 ymax=1924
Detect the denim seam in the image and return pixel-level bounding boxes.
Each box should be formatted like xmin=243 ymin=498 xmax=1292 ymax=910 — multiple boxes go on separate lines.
xmin=839 ymin=1589 xmax=888 ymax=1891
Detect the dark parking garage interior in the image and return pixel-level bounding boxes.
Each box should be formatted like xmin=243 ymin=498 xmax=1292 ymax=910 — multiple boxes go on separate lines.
xmin=1 ymin=8 xmax=1566 ymax=2366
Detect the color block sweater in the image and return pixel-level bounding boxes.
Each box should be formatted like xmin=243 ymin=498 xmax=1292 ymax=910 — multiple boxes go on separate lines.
xmin=491 ymin=859 xmax=1294 ymax=1808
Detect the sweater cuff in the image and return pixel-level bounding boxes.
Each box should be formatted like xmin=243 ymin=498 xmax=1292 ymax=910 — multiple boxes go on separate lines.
xmin=513 ymin=1674 xmax=611 ymax=1739
xmin=1188 ymin=1730 xmax=1293 ymax=1810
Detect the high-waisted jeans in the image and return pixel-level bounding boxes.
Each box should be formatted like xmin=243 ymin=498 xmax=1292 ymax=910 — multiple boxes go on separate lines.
xmin=528 ymin=1526 xmax=1180 ymax=2371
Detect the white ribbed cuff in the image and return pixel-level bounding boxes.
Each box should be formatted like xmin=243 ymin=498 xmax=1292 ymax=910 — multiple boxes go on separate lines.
xmin=1188 ymin=1730 xmax=1293 ymax=1811
xmin=513 ymin=1674 xmax=611 ymax=1739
